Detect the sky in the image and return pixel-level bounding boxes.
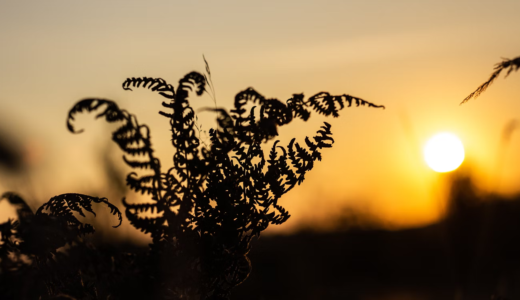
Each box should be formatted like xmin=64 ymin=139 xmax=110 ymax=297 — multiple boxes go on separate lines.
xmin=1 ymin=0 xmax=520 ymax=234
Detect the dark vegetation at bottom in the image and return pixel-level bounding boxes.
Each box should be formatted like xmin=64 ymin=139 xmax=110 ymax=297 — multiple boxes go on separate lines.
xmin=235 ymin=176 xmax=520 ymax=300
xmin=4 ymin=174 xmax=518 ymax=300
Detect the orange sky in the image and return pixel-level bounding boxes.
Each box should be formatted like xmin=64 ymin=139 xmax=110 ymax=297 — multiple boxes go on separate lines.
xmin=1 ymin=1 xmax=520 ymax=233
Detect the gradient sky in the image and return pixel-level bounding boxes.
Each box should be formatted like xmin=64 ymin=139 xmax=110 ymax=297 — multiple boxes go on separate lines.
xmin=1 ymin=1 xmax=520 ymax=233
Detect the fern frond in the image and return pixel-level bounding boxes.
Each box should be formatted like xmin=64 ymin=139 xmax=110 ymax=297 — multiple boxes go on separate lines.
xmin=68 ymin=99 xmax=155 ymax=159
xmin=67 ymin=99 xmax=125 ymax=133
xmin=178 ymin=72 xmax=206 ymax=96
xmin=122 ymin=155 xmax=153 ymax=169
xmin=122 ymin=198 xmax=159 ymax=214
xmin=267 ymin=140 xmax=281 ymax=163
xmin=122 ymin=77 xmax=175 ymax=99
xmin=287 ymin=93 xmax=310 ymax=121
xmin=313 ymin=122 xmax=334 ymax=149
xmin=37 ymin=193 xmax=122 ymax=228
xmin=287 ymin=139 xmax=302 ymax=171
xmin=306 ymin=92 xmax=384 ymax=117
xmin=126 ymin=173 xmax=156 ymax=195
xmin=201 ymin=108 xmax=235 ymax=151
xmin=125 ymin=207 xmax=166 ymax=235
xmin=294 ymin=142 xmax=314 ymax=177
xmin=231 ymin=88 xmax=266 ymax=117
xmin=69 ymin=99 xmax=162 ymax=206
xmin=260 ymin=98 xmax=292 ymax=126
xmin=270 ymin=203 xmax=290 ymax=225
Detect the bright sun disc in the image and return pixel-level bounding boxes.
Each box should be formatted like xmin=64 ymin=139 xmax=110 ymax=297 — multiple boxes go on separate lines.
xmin=423 ymin=133 xmax=465 ymax=173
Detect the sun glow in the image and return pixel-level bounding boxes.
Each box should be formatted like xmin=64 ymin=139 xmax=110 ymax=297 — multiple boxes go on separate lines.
xmin=423 ymin=132 xmax=465 ymax=173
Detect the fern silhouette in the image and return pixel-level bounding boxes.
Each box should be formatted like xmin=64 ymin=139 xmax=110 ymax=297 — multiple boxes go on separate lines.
xmin=0 ymin=62 xmax=383 ymax=299
xmin=461 ymin=56 xmax=520 ymax=104
xmin=0 ymin=192 xmax=123 ymax=299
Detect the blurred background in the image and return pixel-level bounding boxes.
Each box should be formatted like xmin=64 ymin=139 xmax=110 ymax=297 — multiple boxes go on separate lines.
xmin=1 ymin=1 xmax=520 ymax=299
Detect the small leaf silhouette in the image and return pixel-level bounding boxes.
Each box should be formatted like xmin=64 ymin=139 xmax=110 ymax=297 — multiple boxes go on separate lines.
xmin=461 ymin=56 xmax=520 ymax=104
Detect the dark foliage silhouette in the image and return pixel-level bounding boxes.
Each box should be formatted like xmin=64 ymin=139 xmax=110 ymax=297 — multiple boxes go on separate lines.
xmin=0 ymin=192 xmax=122 ymax=299
xmin=461 ymin=56 xmax=520 ymax=104
xmin=0 ymin=62 xmax=383 ymax=299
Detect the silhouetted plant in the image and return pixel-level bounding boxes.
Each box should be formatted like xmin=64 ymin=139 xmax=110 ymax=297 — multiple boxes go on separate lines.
xmin=0 ymin=192 xmax=122 ymax=299
xmin=461 ymin=56 xmax=520 ymax=104
xmin=0 ymin=61 xmax=383 ymax=299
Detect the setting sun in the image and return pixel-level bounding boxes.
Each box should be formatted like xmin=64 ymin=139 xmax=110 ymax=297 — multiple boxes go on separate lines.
xmin=423 ymin=132 xmax=465 ymax=173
